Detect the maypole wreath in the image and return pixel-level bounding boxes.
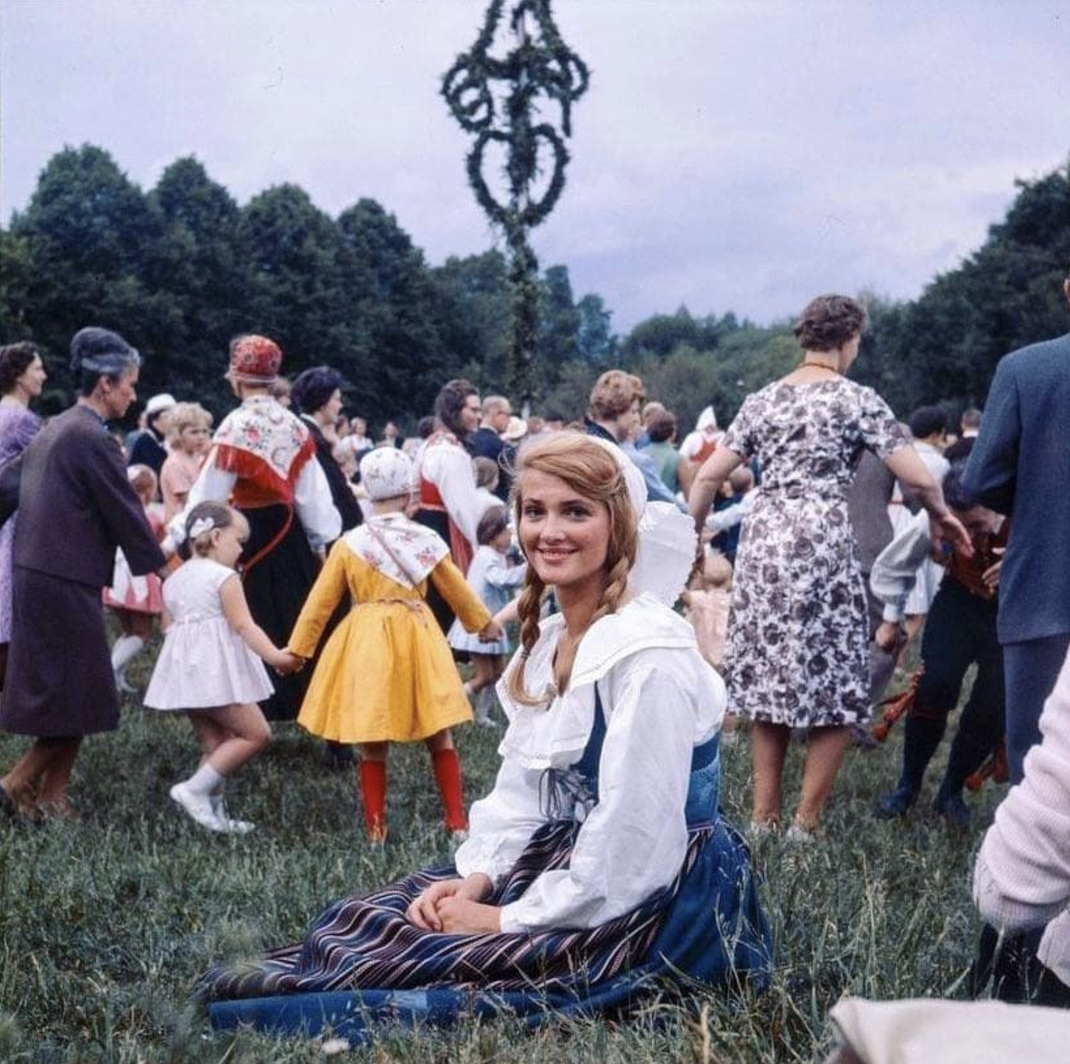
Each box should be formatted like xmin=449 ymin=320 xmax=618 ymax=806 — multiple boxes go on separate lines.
xmin=442 ymin=0 xmax=589 ymax=403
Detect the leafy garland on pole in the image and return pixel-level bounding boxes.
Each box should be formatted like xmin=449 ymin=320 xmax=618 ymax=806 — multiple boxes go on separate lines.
xmin=442 ymin=0 xmax=589 ymax=403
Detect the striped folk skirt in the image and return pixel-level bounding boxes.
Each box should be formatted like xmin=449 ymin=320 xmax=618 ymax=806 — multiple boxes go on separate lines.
xmin=202 ymin=816 xmax=771 ymax=1039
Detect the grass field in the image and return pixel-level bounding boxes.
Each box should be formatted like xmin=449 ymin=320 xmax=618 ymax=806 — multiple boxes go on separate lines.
xmin=0 ymin=646 xmax=1002 ymax=1063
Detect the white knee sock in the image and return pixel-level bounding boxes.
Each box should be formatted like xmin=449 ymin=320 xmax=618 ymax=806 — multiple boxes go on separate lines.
xmin=474 ymin=686 xmax=495 ymax=723
xmin=185 ymin=762 xmax=226 ymax=797
xmin=111 ymin=635 xmax=145 ymax=672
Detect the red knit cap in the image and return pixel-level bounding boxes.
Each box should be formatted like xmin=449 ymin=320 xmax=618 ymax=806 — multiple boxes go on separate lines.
xmin=227 ymin=335 xmax=283 ymax=384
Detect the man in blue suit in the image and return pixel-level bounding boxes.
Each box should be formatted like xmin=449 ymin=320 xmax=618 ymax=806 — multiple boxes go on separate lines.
xmin=962 ymin=264 xmax=1070 ymax=1005
xmin=962 ymin=264 xmax=1070 ymax=784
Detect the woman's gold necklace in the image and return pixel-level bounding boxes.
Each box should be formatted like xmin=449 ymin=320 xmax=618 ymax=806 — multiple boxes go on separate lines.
xmin=801 ymin=359 xmax=841 ymax=374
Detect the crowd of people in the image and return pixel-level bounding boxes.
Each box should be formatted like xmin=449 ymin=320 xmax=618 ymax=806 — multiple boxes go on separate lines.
xmin=1 ymin=271 xmax=1069 ymax=1037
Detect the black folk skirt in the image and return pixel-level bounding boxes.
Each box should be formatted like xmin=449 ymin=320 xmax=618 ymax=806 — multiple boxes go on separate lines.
xmin=239 ymin=503 xmax=319 ymax=722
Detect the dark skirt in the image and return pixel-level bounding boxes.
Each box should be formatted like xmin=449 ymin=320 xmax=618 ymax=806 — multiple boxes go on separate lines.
xmin=240 ymin=504 xmax=319 ymax=722
xmin=201 ymin=817 xmax=771 ymax=1040
xmin=1 ymin=566 xmax=119 ymax=737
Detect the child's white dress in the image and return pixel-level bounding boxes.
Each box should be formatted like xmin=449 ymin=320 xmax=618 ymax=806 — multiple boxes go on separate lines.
xmin=145 ymin=557 xmax=274 ymax=710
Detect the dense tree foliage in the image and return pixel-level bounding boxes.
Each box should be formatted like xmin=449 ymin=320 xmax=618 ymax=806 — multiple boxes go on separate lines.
xmin=2 ymin=144 xmax=1067 ymax=433
xmin=854 ymin=163 xmax=1070 ymax=415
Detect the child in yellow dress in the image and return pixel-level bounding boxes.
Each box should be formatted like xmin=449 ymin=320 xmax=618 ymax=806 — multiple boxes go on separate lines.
xmin=287 ymin=447 xmax=502 ymax=841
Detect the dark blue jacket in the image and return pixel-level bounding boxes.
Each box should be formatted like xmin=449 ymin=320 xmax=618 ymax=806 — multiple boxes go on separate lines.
xmin=962 ymin=331 xmax=1070 ymax=644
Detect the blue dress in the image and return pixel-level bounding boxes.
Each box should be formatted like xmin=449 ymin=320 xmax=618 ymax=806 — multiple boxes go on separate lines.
xmin=447 ymin=545 xmax=526 ymax=655
xmin=201 ymin=690 xmax=772 ymax=1040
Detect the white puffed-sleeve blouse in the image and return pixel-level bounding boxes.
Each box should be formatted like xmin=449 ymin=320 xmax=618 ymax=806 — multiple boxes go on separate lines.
xmin=454 ymin=593 xmax=726 ymax=934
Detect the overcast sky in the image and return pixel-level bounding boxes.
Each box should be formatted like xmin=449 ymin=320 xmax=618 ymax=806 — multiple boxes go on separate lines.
xmin=2 ymin=0 xmax=1067 ymax=332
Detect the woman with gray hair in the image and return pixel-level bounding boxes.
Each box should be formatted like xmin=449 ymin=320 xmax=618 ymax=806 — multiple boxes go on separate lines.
xmin=0 ymin=328 xmax=166 ymax=820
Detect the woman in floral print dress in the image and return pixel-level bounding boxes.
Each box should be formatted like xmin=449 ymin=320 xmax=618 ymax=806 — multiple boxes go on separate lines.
xmin=689 ymin=295 xmax=971 ymax=837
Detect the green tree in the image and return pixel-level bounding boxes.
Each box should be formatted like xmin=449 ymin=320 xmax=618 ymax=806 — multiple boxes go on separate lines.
xmin=633 ymin=346 xmax=721 ymax=433
xmin=531 ymin=264 xmax=580 ymax=397
xmin=575 ymin=292 xmax=616 ymax=365
xmin=336 ymin=198 xmax=451 ymax=419
xmin=236 ymin=184 xmax=351 ymax=375
xmin=147 ymin=156 xmax=247 ymax=410
xmin=0 ymin=228 xmax=34 ymax=345
xmin=431 ymin=250 xmax=512 ymax=393
xmin=621 ymin=307 xmax=703 ymax=363
xmin=537 ymin=359 xmax=599 ymax=422
xmin=10 ymin=144 xmax=169 ymax=407
xmin=869 ymin=159 xmax=1070 ymax=407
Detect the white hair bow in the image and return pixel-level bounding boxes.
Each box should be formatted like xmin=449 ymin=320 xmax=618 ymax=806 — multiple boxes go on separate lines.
xmin=188 ymin=516 xmax=216 ymax=539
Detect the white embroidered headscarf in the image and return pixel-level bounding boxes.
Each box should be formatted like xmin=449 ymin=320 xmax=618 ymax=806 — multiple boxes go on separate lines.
xmin=343 ymin=515 xmax=448 ymax=589
xmin=360 ymin=446 xmax=416 ymax=501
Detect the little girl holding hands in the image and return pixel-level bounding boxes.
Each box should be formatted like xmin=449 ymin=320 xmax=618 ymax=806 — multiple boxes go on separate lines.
xmin=145 ymin=501 xmax=299 ymax=833
xmin=448 ymin=505 xmax=526 ymax=726
xmin=287 ymin=447 xmax=502 ymax=842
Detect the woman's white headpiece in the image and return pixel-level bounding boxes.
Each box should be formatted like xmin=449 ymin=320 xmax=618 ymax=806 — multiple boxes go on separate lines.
xmin=586 ymin=436 xmax=696 ymax=607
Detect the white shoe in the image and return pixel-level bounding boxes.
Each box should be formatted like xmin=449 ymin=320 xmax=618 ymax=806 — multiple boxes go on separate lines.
xmin=114 ymin=669 xmax=137 ymax=695
xmin=209 ymin=794 xmax=255 ymax=834
xmin=785 ymin=822 xmax=816 ymax=844
xmin=449 ymin=828 xmax=469 ymax=847
xmin=170 ymin=781 xmax=229 ymax=832
xmin=473 ymin=690 xmax=501 ymax=728
xmin=219 ymin=816 xmax=256 ymax=834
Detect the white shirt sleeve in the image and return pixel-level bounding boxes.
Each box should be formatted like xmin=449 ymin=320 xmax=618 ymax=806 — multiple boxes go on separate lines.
xmin=678 ymin=432 xmax=701 ymax=460
xmin=973 ymin=651 xmax=1070 ymax=935
xmin=484 ymin=555 xmax=528 ymax=589
xmin=165 ymin=446 xmax=237 ymax=544
xmin=497 ymin=663 xmax=695 ymax=933
xmin=869 ymin=509 xmax=933 ymax=623
xmin=166 ymin=445 xmax=341 ymax=549
xmin=425 ymin=443 xmax=481 ymax=551
xmin=293 ymin=455 xmax=342 ymax=549
xmin=704 ymin=491 xmax=756 ymax=534
xmin=454 ymin=756 xmax=548 ymax=885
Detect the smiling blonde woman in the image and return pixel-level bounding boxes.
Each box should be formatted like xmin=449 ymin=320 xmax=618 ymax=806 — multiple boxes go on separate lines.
xmin=200 ymin=432 xmax=770 ymax=1038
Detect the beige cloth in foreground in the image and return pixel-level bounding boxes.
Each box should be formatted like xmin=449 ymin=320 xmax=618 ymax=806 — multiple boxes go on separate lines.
xmin=825 ymin=997 xmax=1070 ymax=1064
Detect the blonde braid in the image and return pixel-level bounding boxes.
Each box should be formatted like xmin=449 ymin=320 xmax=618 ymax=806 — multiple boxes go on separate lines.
xmin=508 ymin=572 xmax=549 ymax=705
xmin=588 ymin=545 xmax=635 ymax=628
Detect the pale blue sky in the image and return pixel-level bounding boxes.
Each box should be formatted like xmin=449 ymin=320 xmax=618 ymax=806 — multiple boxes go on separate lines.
xmin=2 ymin=0 xmax=1067 ymax=330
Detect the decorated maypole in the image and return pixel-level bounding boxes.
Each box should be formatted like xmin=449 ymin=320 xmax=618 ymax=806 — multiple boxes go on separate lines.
xmin=442 ymin=0 xmax=589 ymax=405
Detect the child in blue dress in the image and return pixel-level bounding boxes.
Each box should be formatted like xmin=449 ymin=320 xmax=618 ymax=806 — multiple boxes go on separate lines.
xmin=448 ymin=506 xmax=526 ymax=725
